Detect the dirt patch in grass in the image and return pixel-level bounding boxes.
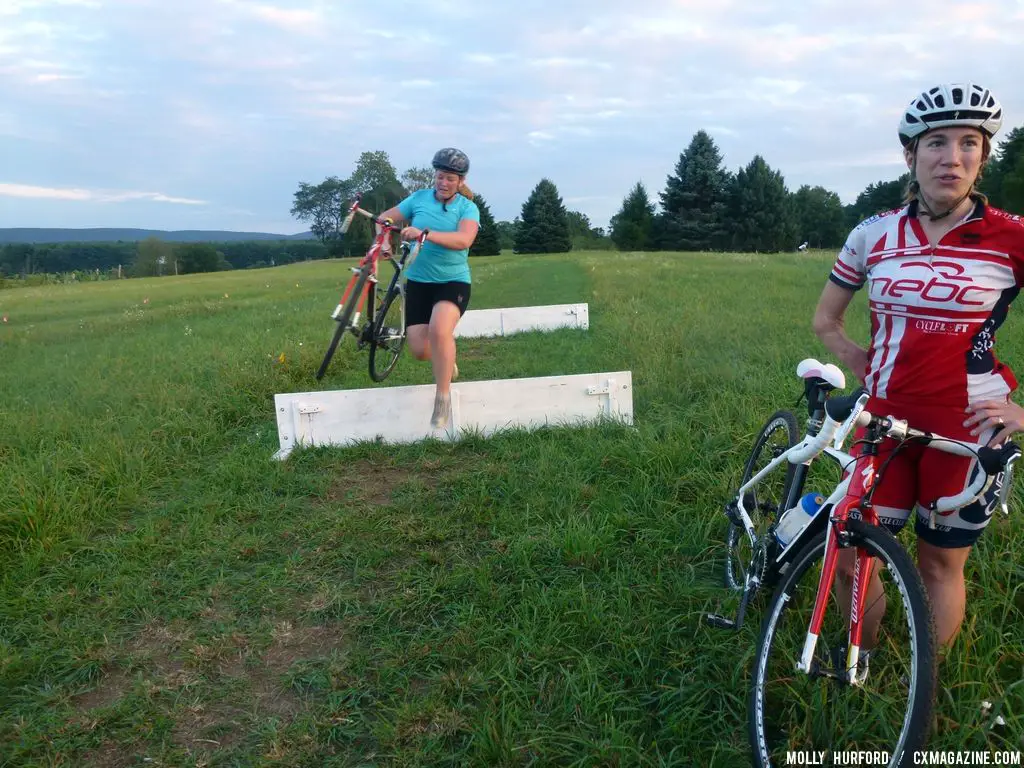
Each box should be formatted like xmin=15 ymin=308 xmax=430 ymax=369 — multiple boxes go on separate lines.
xmin=72 ymin=622 xmax=193 ymax=714
xmin=170 ymin=699 xmax=248 ymax=756
xmin=325 ymin=459 xmax=423 ymax=507
xmin=263 ymin=621 xmax=348 ymax=672
xmin=127 ymin=620 xmax=192 ymax=676
xmin=79 ymin=740 xmax=140 ymax=767
xmin=168 ymin=621 xmax=351 ymax=757
xmin=324 ymin=458 xmax=455 ymax=508
xmin=71 ymin=668 xmax=132 ymax=713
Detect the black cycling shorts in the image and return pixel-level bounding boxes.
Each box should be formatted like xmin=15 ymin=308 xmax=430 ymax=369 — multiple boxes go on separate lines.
xmin=405 ymin=279 xmax=471 ymax=327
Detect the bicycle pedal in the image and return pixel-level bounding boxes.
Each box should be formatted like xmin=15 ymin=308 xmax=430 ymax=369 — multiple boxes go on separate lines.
xmin=705 ymin=613 xmax=737 ymax=630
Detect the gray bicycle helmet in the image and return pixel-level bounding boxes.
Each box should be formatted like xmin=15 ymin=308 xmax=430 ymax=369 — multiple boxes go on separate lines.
xmin=898 ymin=83 xmax=1003 ymax=147
xmin=432 ymin=147 xmax=470 ymax=175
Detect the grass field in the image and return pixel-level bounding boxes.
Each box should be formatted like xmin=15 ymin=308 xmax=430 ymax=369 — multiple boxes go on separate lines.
xmin=2 ymin=250 xmax=1024 ymax=766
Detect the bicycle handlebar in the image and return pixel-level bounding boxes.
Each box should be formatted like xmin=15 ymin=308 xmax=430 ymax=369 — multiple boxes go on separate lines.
xmin=788 ymin=386 xmax=1021 ymax=518
xmin=343 ymin=206 xmax=402 ymax=230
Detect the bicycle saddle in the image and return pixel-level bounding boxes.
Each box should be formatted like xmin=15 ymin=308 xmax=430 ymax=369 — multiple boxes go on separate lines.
xmin=796 ymin=358 xmax=846 ymax=390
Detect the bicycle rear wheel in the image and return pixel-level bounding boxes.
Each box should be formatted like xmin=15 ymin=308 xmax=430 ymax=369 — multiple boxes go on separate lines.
xmin=726 ymin=410 xmax=799 ymax=592
xmin=748 ymin=520 xmax=937 ymax=766
xmin=316 ymin=267 xmax=371 ymax=380
xmin=368 ymin=282 xmax=406 ymax=382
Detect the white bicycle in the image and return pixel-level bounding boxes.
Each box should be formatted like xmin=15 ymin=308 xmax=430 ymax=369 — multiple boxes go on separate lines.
xmin=706 ymin=358 xmax=1020 ymax=766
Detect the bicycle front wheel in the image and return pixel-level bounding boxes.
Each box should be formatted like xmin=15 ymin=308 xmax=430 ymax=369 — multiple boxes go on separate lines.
xmin=316 ymin=267 xmax=371 ymax=380
xmin=726 ymin=410 xmax=799 ymax=592
xmin=748 ymin=520 xmax=937 ymax=767
xmin=368 ymin=283 xmax=406 ymax=382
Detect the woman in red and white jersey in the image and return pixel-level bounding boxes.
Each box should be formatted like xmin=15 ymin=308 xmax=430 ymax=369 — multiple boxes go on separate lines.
xmin=813 ymin=82 xmax=1024 ymax=650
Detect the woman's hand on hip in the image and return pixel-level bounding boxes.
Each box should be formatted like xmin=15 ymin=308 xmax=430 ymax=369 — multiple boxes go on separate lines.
xmin=964 ymin=399 xmax=1024 ymax=445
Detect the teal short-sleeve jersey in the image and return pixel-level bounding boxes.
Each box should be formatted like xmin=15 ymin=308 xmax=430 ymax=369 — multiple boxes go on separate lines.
xmin=397 ymin=189 xmax=480 ymax=284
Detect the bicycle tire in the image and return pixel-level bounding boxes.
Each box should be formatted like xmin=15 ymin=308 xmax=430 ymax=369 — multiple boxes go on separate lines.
xmin=368 ymin=283 xmax=406 ymax=382
xmin=726 ymin=410 xmax=799 ymax=592
xmin=316 ymin=267 xmax=371 ymax=380
xmin=748 ymin=520 xmax=937 ymax=766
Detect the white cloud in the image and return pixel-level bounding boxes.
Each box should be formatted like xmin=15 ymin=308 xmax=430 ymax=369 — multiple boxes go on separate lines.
xmin=464 ymin=53 xmax=515 ymax=65
xmin=527 ymin=57 xmax=613 ymax=70
xmin=0 ymin=0 xmax=99 ymax=14
xmin=216 ymin=0 xmax=323 ymax=33
xmin=0 ymin=183 xmax=206 ymax=205
xmin=1 ymin=0 xmax=1022 ymax=231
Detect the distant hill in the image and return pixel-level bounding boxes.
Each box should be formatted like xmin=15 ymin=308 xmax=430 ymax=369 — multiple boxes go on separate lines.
xmin=0 ymin=228 xmax=315 ymax=244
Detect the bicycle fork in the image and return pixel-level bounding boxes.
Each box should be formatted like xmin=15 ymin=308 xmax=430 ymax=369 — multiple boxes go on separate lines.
xmin=797 ymin=451 xmax=878 ymax=685
xmin=332 ymin=264 xmax=377 ymax=330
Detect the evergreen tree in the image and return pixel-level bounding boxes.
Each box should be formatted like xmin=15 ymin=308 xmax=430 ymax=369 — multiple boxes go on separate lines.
xmin=845 ymin=175 xmax=910 ymax=228
xmin=982 ymin=126 xmax=1024 ymax=213
xmin=514 ymin=178 xmax=572 ymax=254
xmin=610 ymin=182 xmax=655 ymax=251
xmin=656 ymin=130 xmax=731 ymax=251
xmin=470 ymin=194 xmax=501 ymax=256
xmin=1003 ymin=153 xmax=1024 ymax=215
xmin=727 ymin=156 xmax=798 ymax=252
xmin=792 ymin=185 xmax=846 ymax=249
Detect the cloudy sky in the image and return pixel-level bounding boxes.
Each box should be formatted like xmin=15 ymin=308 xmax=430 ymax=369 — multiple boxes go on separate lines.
xmin=3 ymin=0 xmax=1023 ymax=235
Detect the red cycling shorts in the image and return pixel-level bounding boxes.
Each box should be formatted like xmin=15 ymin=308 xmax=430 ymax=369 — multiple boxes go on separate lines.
xmin=847 ymin=396 xmax=1005 ymax=549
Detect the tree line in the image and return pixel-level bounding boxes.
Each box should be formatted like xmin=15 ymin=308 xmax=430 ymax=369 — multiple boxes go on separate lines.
xmin=0 ymin=239 xmax=328 ymax=280
xmin=3 ymin=126 xmax=1022 ymax=281
xmin=607 ymin=126 xmax=1024 ymax=253
xmin=286 ymin=150 xmax=612 ymax=258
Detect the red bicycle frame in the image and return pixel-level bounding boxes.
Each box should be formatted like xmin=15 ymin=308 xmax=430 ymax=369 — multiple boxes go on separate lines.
xmin=803 ymin=453 xmax=879 ymax=679
xmin=331 ymin=193 xmax=403 ymax=323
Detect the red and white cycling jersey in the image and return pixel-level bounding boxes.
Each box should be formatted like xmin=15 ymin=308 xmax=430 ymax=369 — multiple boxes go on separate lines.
xmin=831 ymin=200 xmax=1024 ymax=407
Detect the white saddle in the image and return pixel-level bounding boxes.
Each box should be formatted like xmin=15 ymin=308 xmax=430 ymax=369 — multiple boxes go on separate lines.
xmin=796 ymin=358 xmax=846 ymax=390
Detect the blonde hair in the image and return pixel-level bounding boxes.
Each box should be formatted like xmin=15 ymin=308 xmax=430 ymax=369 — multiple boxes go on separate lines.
xmin=903 ymin=133 xmax=991 ymax=205
xmin=458 ymin=181 xmax=474 ymax=201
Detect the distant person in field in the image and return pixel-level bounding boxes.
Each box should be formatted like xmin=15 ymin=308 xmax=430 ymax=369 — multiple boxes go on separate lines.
xmin=798 ymin=241 xmax=809 ymax=252
xmin=380 ymin=147 xmax=480 ymax=429
xmin=813 ymin=82 xmax=1024 ymax=656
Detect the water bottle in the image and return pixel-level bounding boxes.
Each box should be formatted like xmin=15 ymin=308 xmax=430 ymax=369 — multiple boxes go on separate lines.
xmin=774 ymin=492 xmax=826 ymax=547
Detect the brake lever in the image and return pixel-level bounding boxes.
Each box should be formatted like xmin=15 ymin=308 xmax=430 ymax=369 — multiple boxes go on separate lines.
xmin=999 ymin=449 xmax=1020 ymax=518
xmin=831 ymin=391 xmax=871 ymax=450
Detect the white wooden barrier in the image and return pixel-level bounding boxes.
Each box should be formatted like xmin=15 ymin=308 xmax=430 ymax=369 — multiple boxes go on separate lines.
xmin=272 ymin=370 xmax=632 ymax=459
xmin=454 ymin=303 xmax=589 ymax=338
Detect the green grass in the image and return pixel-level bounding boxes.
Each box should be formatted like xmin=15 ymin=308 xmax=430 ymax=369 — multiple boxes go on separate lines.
xmin=2 ymin=250 xmax=1024 ymax=766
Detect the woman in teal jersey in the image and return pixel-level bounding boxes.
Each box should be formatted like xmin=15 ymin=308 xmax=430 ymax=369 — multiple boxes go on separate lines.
xmin=380 ymin=148 xmax=480 ymax=429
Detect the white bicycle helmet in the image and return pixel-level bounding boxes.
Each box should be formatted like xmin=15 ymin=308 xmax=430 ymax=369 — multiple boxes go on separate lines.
xmin=898 ymin=83 xmax=1003 ymax=147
